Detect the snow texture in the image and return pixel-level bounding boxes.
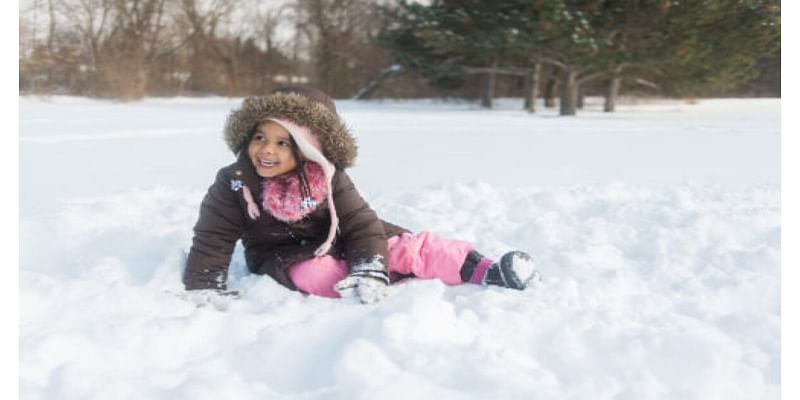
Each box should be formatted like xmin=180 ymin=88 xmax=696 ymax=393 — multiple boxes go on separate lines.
xmin=20 ymin=96 xmax=780 ymax=399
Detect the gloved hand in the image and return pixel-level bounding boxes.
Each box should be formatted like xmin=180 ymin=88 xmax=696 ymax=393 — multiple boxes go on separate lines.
xmin=335 ymin=275 xmax=389 ymax=304
xmin=334 ymin=259 xmax=390 ymax=304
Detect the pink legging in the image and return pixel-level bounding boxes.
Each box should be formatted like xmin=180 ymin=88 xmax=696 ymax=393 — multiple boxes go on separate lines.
xmin=287 ymin=232 xmax=474 ymax=298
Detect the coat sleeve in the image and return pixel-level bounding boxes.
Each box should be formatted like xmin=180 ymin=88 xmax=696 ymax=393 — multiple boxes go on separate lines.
xmin=183 ymin=168 xmax=245 ymax=290
xmin=331 ymin=170 xmax=389 ymax=273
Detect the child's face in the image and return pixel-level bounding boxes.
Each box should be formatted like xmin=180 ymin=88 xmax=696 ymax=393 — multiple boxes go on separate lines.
xmin=247 ymin=121 xmax=298 ymax=178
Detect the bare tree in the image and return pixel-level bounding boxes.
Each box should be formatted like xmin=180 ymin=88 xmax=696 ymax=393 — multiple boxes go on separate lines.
xmin=89 ymin=0 xmax=169 ymax=99
xmin=292 ymin=0 xmax=391 ymax=98
xmin=21 ymin=0 xmax=385 ymax=99
xmin=177 ymin=0 xmax=228 ymax=93
xmin=248 ymin=5 xmax=297 ymax=91
xmin=56 ymin=0 xmax=113 ymax=80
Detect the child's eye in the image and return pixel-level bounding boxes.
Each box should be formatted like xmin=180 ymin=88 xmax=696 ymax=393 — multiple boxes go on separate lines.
xmin=279 ymin=140 xmax=291 ymax=147
xmin=253 ymin=134 xmax=266 ymax=142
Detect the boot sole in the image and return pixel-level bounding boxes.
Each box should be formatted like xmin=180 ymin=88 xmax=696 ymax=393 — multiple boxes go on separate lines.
xmin=499 ymin=251 xmax=539 ymax=290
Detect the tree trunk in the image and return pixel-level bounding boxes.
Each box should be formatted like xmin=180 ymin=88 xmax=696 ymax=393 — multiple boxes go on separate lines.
xmin=482 ymin=59 xmax=498 ymax=108
xmin=604 ymin=69 xmax=622 ymax=112
xmin=577 ymin=86 xmax=585 ymax=109
xmin=544 ymin=77 xmax=558 ymax=108
xmin=307 ymin=0 xmax=338 ymax=96
xmin=224 ymin=57 xmax=239 ymax=96
xmin=559 ymin=67 xmax=579 ymax=116
xmin=523 ymin=63 xmax=541 ymax=113
xmin=47 ymin=0 xmax=56 ymax=52
xmin=47 ymin=0 xmax=57 ymax=87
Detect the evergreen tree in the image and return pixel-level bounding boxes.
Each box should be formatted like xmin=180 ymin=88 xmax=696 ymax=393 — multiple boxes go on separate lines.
xmin=577 ymin=1 xmax=676 ymax=112
xmin=658 ymin=0 xmax=780 ymax=96
xmin=378 ymin=0 xmax=780 ymax=115
xmin=379 ymin=0 xmax=537 ymax=107
xmin=381 ymin=1 xmax=608 ymax=115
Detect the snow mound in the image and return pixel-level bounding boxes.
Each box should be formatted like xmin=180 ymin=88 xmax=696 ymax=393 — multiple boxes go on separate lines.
xmin=21 ymin=182 xmax=780 ymax=399
xmin=20 ymin=97 xmax=780 ymax=398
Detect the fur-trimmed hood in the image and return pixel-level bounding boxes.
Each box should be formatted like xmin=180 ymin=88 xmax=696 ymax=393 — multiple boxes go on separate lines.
xmin=224 ymin=92 xmax=357 ymax=168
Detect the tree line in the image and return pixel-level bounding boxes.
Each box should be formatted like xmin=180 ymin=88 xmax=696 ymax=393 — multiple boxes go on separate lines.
xmin=19 ymin=0 xmax=392 ymax=100
xmin=378 ymin=0 xmax=780 ymax=114
xmin=20 ymin=0 xmax=780 ymax=115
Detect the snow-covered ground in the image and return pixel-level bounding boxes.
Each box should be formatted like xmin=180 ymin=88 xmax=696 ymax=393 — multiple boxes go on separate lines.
xmin=20 ymin=96 xmax=780 ymax=399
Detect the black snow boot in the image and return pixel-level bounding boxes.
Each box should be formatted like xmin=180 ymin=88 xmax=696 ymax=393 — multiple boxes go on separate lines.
xmin=483 ymin=251 xmax=541 ymax=290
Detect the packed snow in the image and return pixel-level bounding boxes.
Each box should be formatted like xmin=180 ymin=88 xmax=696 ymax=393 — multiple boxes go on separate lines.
xmin=19 ymin=96 xmax=780 ymax=399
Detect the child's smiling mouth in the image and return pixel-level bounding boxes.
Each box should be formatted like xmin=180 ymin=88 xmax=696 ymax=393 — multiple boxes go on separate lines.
xmin=258 ymin=159 xmax=278 ymax=167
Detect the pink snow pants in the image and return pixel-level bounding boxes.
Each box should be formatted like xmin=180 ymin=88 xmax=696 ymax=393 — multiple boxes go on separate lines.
xmin=287 ymin=232 xmax=474 ymax=298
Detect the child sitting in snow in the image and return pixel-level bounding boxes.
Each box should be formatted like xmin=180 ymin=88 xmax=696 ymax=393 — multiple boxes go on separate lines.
xmin=183 ymin=85 xmax=540 ymax=304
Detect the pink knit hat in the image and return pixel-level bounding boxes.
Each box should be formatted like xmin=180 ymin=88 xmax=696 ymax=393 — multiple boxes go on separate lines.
xmin=264 ymin=118 xmax=339 ymax=257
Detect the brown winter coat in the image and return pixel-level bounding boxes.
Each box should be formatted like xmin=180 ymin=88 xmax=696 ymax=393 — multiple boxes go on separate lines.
xmin=183 ymin=92 xmax=407 ymax=291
